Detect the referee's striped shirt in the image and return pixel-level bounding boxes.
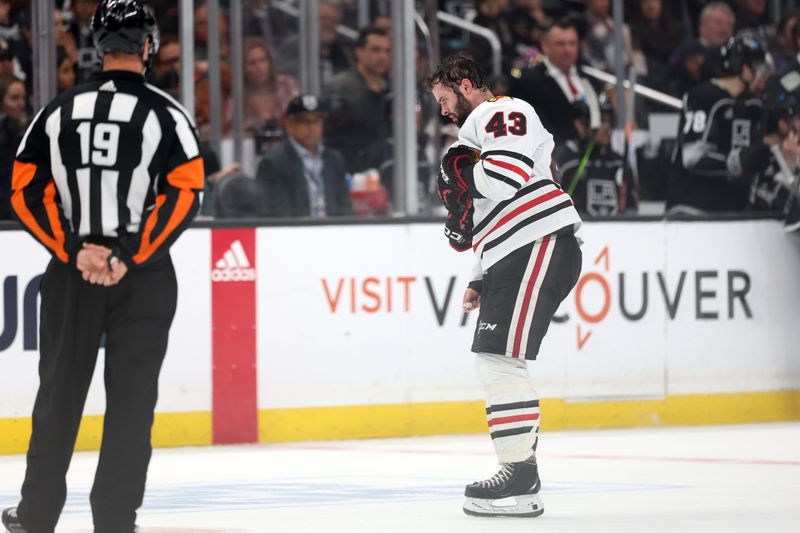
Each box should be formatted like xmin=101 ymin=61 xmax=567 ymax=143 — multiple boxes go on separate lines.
xmin=11 ymin=70 xmax=204 ymax=267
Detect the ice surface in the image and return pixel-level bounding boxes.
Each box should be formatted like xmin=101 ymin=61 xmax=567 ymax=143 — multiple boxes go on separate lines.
xmin=1 ymin=423 xmax=798 ymax=532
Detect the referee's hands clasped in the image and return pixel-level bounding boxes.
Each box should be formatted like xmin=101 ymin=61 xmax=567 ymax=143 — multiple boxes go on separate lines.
xmin=76 ymin=243 xmax=128 ymax=287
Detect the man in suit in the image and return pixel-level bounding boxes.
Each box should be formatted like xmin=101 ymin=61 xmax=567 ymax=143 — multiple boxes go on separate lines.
xmin=256 ymin=94 xmax=353 ymax=217
xmin=509 ymin=18 xmax=600 ymax=145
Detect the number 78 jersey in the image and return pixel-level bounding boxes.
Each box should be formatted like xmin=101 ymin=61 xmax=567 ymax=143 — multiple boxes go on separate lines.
xmin=456 ymin=96 xmax=582 ymax=270
xmin=666 ymin=80 xmax=762 ymax=211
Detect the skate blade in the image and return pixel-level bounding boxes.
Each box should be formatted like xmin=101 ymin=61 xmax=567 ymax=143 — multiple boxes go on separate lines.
xmin=463 ymin=493 xmax=544 ymax=518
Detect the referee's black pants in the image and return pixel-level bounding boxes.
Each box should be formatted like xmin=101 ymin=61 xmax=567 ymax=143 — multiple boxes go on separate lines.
xmin=17 ymin=255 xmax=177 ymax=533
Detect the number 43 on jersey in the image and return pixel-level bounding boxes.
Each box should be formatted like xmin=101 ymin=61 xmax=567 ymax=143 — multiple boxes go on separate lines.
xmin=485 ymin=111 xmax=527 ymax=138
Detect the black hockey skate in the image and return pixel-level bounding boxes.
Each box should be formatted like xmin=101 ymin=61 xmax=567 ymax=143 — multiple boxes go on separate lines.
xmin=463 ymin=455 xmax=543 ymax=518
xmin=1 ymin=508 xmax=27 ymax=533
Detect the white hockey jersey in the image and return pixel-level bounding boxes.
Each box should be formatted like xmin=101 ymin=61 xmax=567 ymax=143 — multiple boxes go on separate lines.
xmin=456 ymin=96 xmax=582 ymax=271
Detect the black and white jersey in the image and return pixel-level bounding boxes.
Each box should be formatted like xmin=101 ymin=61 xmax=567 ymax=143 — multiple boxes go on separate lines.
xmin=667 ymin=79 xmax=762 ymax=213
xmin=456 ymin=96 xmax=582 ymax=270
xmin=554 ymin=138 xmax=635 ymax=217
xmin=743 ymin=143 xmax=800 ymax=232
xmin=11 ymin=70 xmax=204 ymax=267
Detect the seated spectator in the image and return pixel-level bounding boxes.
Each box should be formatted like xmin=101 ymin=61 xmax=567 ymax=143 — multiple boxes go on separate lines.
xmin=767 ymin=22 xmax=800 ymax=102
xmin=325 ymin=26 xmax=392 ymax=174
xmin=505 ymin=0 xmax=549 ymax=70
xmin=732 ymin=0 xmax=769 ymax=34
xmin=697 ymin=2 xmax=736 ymax=49
xmin=507 ymin=0 xmax=548 ymax=43
xmin=769 ymin=11 xmax=800 ymax=72
xmin=508 ymin=18 xmax=601 ymax=145
xmin=0 ymin=76 xmax=25 ymax=220
xmin=0 ymin=1 xmax=20 ymax=50
xmin=278 ymin=1 xmax=354 ymax=88
xmin=555 ymin=100 xmax=636 ymax=216
xmin=667 ymin=36 xmax=771 ymax=214
xmin=0 ymin=0 xmax=10 ymax=36
xmin=242 ymin=0 xmax=296 ymax=50
xmin=148 ymin=0 xmax=179 ymax=35
xmin=243 ymin=37 xmax=299 ymax=153
xmin=470 ymin=0 xmax=515 ymax=74
xmin=672 ymin=2 xmax=736 ymax=90
xmin=256 ymin=95 xmax=353 ymax=218
xmin=371 ymin=15 xmax=392 ymax=34
xmin=630 ymin=0 xmax=684 ymax=85
xmin=54 ymin=7 xmax=77 ymax=69
xmin=194 ymin=62 xmax=234 ymax=138
xmin=69 ymin=0 xmax=100 ymax=82
xmin=194 ymin=70 xmax=241 ymax=217
xmin=151 ymin=35 xmax=181 ymax=98
xmin=56 ymin=46 xmax=76 ymax=94
xmin=194 ymin=1 xmax=230 ymax=61
xmin=665 ymin=40 xmax=707 ymax=98
xmin=1 ymin=0 xmax=29 ymax=87
xmin=0 ymin=38 xmax=14 ymax=80
xmin=582 ymin=0 xmax=646 ymax=75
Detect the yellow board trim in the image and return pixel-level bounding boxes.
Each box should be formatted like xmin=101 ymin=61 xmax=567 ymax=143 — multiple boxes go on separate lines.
xmin=258 ymin=401 xmax=487 ymax=442
xmin=257 ymin=390 xmax=800 ymax=442
xmin=542 ymin=390 xmax=800 ymax=430
xmin=2 ymin=391 xmax=799 ymax=454
xmin=0 ymin=411 xmax=212 ymax=455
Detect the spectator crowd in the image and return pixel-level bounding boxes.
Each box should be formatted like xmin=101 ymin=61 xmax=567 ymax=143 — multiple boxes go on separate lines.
xmin=0 ymin=0 xmax=799 ymax=229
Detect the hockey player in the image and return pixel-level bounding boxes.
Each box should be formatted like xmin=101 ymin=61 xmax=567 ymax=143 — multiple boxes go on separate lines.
xmin=427 ymin=55 xmax=583 ymax=518
xmin=744 ymin=89 xmax=800 ymax=232
xmin=2 ymin=1 xmax=203 ymax=531
xmin=667 ymin=35 xmax=772 ymax=214
xmin=554 ymin=99 xmax=637 ymax=216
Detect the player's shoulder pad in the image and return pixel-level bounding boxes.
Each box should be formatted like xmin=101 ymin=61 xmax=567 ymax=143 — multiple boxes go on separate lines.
xmin=686 ymin=80 xmax=731 ymax=110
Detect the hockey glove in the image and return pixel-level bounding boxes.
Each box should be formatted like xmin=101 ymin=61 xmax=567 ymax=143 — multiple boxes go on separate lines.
xmin=444 ymin=197 xmax=474 ymax=252
xmin=438 ymin=179 xmax=470 ymax=213
xmin=438 ymin=145 xmax=480 ymax=210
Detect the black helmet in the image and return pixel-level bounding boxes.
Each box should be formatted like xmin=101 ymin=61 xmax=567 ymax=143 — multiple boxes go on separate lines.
xmin=91 ymin=0 xmax=159 ymax=65
xmin=572 ymin=98 xmax=612 ymax=125
xmin=571 ymin=100 xmax=592 ymax=122
xmin=719 ymin=35 xmax=767 ymax=76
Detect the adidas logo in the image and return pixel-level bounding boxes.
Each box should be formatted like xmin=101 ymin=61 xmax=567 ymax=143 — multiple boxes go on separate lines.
xmin=99 ymin=80 xmax=117 ymax=92
xmin=211 ymin=240 xmax=256 ymax=282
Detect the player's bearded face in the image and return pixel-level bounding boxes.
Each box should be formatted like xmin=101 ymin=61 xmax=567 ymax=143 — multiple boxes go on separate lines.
xmin=432 ymin=83 xmax=475 ymax=127
xmin=452 ymin=90 xmax=474 ymax=127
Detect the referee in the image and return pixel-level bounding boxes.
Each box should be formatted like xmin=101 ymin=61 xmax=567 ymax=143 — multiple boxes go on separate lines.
xmin=2 ymin=1 xmax=203 ymax=532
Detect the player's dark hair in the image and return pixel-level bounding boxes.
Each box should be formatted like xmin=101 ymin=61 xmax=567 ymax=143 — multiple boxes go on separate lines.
xmin=425 ymin=54 xmax=490 ymax=92
xmin=355 ymin=26 xmax=388 ymax=49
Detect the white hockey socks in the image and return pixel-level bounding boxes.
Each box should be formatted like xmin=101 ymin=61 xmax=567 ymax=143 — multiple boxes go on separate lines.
xmin=474 ymin=352 xmax=540 ymax=464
